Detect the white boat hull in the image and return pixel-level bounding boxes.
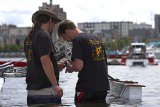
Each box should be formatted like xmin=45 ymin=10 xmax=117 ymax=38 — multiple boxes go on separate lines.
xmin=108 ymin=80 xmax=145 ymax=103
xmin=126 ymin=59 xmax=148 ymax=66
xmin=0 ymin=78 xmax=4 ymax=106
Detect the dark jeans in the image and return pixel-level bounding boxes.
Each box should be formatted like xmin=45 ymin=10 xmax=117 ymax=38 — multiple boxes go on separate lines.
xmin=76 ymin=102 xmax=110 ymax=107
xmin=74 ymin=91 xmax=107 ymax=104
xmin=27 ymin=95 xmax=61 ymax=106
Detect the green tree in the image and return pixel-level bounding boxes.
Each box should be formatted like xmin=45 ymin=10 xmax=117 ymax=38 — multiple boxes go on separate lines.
xmin=104 ymin=37 xmax=130 ymax=51
xmin=0 ymin=44 xmax=22 ymax=52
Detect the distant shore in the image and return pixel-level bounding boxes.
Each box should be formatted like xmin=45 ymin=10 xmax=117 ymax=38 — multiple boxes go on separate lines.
xmin=0 ymin=52 xmax=25 ymax=58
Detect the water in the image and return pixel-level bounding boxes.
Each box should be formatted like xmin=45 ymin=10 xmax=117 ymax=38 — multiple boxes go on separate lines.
xmin=1 ymin=58 xmax=160 ymax=107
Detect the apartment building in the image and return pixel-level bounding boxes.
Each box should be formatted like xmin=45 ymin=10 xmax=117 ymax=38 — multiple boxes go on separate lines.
xmin=8 ymin=27 xmax=31 ymax=46
xmin=78 ymin=21 xmax=153 ymax=42
xmin=155 ymin=14 xmax=160 ymax=37
xmin=0 ymin=24 xmax=17 ymax=46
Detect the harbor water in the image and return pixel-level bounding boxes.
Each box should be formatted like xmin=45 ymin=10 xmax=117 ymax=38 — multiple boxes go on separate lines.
xmin=1 ymin=58 xmax=160 ymax=107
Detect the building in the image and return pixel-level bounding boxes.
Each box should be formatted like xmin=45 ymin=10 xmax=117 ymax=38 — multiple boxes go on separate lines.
xmin=78 ymin=21 xmax=134 ymax=42
xmin=78 ymin=21 xmax=153 ymax=43
xmin=155 ymin=14 xmax=160 ymax=38
xmin=129 ymin=23 xmax=153 ymax=42
xmin=0 ymin=24 xmax=17 ymax=46
xmin=8 ymin=27 xmax=31 ymax=46
xmin=0 ymin=24 xmax=31 ymax=47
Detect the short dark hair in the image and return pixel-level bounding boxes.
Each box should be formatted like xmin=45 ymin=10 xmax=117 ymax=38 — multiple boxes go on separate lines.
xmin=58 ymin=20 xmax=76 ymax=37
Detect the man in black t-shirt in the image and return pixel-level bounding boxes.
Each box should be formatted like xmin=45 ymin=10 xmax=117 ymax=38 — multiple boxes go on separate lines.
xmin=58 ymin=20 xmax=110 ymax=105
xmin=24 ymin=9 xmax=65 ymax=106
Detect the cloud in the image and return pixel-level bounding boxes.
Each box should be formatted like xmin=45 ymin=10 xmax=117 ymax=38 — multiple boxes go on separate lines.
xmin=0 ymin=9 xmax=32 ymax=26
xmin=0 ymin=0 xmax=160 ymax=27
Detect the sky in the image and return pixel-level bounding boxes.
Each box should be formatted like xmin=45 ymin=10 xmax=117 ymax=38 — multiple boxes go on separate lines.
xmin=0 ymin=0 xmax=160 ymax=27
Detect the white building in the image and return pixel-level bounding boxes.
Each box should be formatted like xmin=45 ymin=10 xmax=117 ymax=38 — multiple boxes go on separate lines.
xmin=78 ymin=21 xmax=152 ymax=42
xmin=8 ymin=27 xmax=31 ymax=46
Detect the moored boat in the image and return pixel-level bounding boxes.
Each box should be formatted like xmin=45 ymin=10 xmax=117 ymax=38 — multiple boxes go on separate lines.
xmin=108 ymin=79 xmax=145 ymax=103
xmin=0 ymin=61 xmax=26 ymax=77
xmin=2 ymin=67 xmax=26 ymax=77
xmin=0 ymin=77 xmax=4 ymax=106
xmin=0 ymin=61 xmax=26 ymax=67
xmin=107 ymin=52 xmax=128 ymax=65
xmin=126 ymin=42 xmax=158 ymax=66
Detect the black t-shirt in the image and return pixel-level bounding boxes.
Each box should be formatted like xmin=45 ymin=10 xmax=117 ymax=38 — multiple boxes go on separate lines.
xmin=24 ymin=29 xmax=59 ymax=90
xmin=71 ymin=33 xmax=110 ymax=92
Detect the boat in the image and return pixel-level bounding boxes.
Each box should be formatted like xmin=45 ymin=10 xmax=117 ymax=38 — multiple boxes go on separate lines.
xmin=146 ymin=42 xmax=160 ymax=59
xmin=2 ymin=67 xmax=26 ymax=77
xmin=0 ymin=61 xmax=26 ymax=67
xmin=126 ymin=42 xmax=158 ymax=66
xmin=0 ymin=62 xmax=14 ymax=76
xmin=108 ymin=79 xmax=145 ymax=103
xmin=126 ymin=43 xmax=147 ymax=66
xmin=107 ymin=56 xmax=127 ymax=65
xmin=146 ymin=51 xmax=159 ymax=65
xmin=0 ymin=77 xmax=4 ymax=106
xmin=0 ymin=61 xmax=26 ymax=77
xmin=106 ymin=50 xmax=128 ymax=65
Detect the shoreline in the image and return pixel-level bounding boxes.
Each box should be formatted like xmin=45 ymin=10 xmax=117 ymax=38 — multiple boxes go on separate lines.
xmin=0 ymin=52 xmax=25 ymax=58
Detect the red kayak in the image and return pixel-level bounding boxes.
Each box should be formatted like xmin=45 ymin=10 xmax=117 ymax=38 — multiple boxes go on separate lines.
xmin=0 ymin=61 xmax=27 ymax=67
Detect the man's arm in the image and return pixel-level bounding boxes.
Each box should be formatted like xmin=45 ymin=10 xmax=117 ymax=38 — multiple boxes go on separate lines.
xmin=65 ymin=58 xmax=83 ymax=72
xmin=40 ymin=53 xmax=63 ymax=97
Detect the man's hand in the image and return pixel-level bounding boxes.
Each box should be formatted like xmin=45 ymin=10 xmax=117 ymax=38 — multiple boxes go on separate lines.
xmin=53 ymin=85 xmax=63 ymax=97
xmin=58 ymin=62 xmax=67 ymax=71
xmin=65 ymin=61 xmax=73 ymax=73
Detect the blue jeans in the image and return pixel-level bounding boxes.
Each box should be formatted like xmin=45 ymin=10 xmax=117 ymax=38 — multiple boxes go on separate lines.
xmin=27 ymin=87 xmax=61 ymax=106
xmin=27 ymin=95 xmax=61 ymax=106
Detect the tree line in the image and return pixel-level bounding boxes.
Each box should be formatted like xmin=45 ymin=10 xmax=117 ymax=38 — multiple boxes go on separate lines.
xmin=104 ymin=37 xmax=131 ymax=51
xmin=0 ymin=44 xmax=23 ymax=52
xmin=0 ymin=37 xmax=151 ymax=52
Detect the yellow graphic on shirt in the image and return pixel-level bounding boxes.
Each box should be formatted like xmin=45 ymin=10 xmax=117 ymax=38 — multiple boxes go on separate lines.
xmin=25 ymin=39 xmax=32 ymax=62
xmin=89 ymin=40 xmax=105 ymax=60
xmin=96 ymin=46 xmax=102 ymax=56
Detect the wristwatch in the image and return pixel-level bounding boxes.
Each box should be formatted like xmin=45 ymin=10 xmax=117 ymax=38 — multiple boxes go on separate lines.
xmin=52 ymin=84 xmax=59 ymax=87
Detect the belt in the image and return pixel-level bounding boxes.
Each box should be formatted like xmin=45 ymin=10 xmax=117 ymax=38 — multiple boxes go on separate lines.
xmin=27 ymin=87 xmax=56 ymax=96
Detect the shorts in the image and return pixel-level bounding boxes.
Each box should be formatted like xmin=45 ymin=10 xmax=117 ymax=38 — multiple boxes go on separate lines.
xmin=74 ymin=91 xmax=107 ymax=104
xmin=27 ymin=87 xmax=61 ymax=106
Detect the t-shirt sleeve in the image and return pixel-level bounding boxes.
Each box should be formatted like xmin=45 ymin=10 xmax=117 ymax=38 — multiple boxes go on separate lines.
xmin=37 ymin=33 xmax=53 ymax=57
xmin=71 ymin=39 xmax=84 ymax=61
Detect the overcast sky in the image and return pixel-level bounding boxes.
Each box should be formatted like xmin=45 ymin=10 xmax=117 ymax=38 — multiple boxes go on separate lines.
xmin=0 ymin=0 xmax=160 ymax=27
